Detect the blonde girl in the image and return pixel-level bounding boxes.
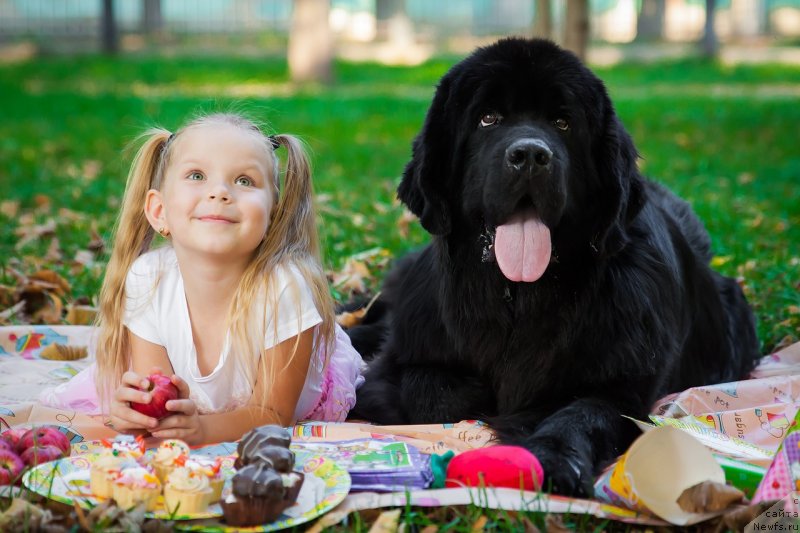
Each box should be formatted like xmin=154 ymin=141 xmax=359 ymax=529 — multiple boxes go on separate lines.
xmin=41 ymin=113 xmax=364 ymax=444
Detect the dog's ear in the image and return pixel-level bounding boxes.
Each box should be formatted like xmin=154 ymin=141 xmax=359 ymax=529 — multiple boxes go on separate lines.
xmin=398 ymin=77 xmax=453 ymax=235
xmin=592 ymin=113 xmax=644 ymax=256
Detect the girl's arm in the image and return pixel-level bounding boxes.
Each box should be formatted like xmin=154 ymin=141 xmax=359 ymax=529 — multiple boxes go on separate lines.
xmin=108 ymin=330 xmax=176 ymax=433
xmin=153 ymin=328 xmax=315 ymax=444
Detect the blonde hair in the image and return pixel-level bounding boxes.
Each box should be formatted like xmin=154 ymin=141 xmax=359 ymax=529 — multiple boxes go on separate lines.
xmin=95 ymin=113 xmax=334 ymax=413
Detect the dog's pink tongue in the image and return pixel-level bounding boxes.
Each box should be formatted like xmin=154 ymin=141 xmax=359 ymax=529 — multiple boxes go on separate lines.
xmin=494 ymin=211 xmax=551 ymax=282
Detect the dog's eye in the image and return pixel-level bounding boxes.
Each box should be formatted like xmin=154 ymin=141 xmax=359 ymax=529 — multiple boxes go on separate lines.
xmin=480 ymin=113 xmax=501 ymax=128
xmin=553 ymin=118 xmax=569 ymax=131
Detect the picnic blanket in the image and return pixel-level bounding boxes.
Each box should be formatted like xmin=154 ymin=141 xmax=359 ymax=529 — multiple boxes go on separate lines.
xmin=2 ymin=324 xmax=800 ymax=527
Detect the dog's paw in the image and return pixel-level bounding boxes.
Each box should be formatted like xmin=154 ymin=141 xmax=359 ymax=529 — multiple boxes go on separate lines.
xmin=530 ymin=445 xmax=594 ymax=497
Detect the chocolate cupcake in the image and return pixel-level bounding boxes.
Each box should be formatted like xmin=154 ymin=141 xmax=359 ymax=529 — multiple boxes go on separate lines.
xmin=235 ymin=425 xmax=291 ymax=468
xmin=220 ymin=463 xmax=304 ymax=527
xmin=236 ymin=445 xmax=295 ymax=472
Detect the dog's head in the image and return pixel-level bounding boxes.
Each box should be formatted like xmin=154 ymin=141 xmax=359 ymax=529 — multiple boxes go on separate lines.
xmin=399 ymin=38 xmax=643 ymax=281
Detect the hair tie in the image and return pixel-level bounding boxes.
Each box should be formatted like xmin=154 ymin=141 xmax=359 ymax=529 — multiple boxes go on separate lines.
xmin=268 ymin=135 xmax=280 ymax=150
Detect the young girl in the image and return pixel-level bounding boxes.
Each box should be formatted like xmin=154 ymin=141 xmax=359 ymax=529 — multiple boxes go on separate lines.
xmin=41 ymin=113 xmax=364 ymax=445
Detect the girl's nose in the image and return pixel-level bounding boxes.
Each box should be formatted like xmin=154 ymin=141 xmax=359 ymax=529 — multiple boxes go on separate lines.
xmin=208 ymin=182 xmax=231 ymax=202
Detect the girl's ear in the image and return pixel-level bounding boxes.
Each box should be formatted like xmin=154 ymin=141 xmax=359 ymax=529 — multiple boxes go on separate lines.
xmin=144 ymin=189 xmax=167 ymax=235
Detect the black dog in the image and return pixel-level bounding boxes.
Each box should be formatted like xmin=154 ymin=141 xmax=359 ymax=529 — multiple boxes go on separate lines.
xmin=348 ymin=38 xmax=760 ymax=496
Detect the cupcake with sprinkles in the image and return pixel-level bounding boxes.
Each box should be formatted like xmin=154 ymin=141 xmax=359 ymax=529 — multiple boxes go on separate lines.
xmin=111 ymin=465 xmax=162 ymax=511
xmin=151 ymin=439 xmax=190 ymax=482
xmin=186 ymin=455 xmax=226 ymax=503
xmin=89 ymin=436 xmax=145 ymax=498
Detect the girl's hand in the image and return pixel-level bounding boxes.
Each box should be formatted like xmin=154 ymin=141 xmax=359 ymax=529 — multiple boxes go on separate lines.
xmin=151 ymin=375 xmax=206 ymax=445
xmin=108 ymin=370 xmax=161 ymax=435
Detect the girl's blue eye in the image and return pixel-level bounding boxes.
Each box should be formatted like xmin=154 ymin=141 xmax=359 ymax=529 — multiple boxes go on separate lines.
xmin=235 ymin=176 xmax=254 ymax=187
xmin=188 ymin=171 xmax=204 ymax=181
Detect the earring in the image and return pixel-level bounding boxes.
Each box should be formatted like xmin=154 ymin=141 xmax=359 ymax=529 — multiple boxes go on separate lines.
xmin=158 ymin=227 xmax=169 ymax=237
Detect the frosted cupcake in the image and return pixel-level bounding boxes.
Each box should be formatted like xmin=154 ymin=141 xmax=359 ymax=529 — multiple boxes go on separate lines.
xmin=152 ymin=439 xmax=190 ymax=482
xmin=111 ymin=465 xmax=162 ymax=511
xmin=186 ymin=455 xmax=226 ymax=503
xmin=163 ymin=466 xmax=214 ymax=515
xmin=221 ymin=463 xmax=295 ymax=527
xmin=89 ymin=439 xmax=143 ymax=498
xmin=235 ymin=425 xmax=291 ymax=468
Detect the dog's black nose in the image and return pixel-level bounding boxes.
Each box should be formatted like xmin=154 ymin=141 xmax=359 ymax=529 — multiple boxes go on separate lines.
xmin=505 ymin=139 xmax=552 ymax=172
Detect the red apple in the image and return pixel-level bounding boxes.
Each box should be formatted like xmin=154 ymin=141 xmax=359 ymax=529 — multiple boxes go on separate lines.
xmin=129 ymin=373 xmax=179 ymax=420
xmin=0 ymin=448 xmax=25 ymax=485
xmin=19 ymin=426 xmax=71 ymax=455
xmin=20 ymin=444 xmax=66 ymax=467
xmin=0 ymin=427 xmax=28 ymax=452
xmin=0 ymin=439 xmax=13 ymax=453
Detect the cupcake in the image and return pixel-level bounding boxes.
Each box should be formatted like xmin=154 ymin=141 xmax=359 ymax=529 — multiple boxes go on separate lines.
xmin=235 ymin=425 xmax=291 ymax=467
xmin=163 ymin=466 xmax=214 ymax=515
xmin=186 ymin=455 xmax=226 ymax=503
xmin=111 ymin=465 xmax=161 ymax=511
xmin=238 ymin=445 xmax=294 ymax=472
xmin=89 ymin=441 xmax=142 ymax=498
xmin=152 ymin=439 xmax=190 ymax=482
xmin=220 ymin=463 xmax=300 ymax=527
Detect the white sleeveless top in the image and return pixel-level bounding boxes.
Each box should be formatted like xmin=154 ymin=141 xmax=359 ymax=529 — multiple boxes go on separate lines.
xmin=123 ymin=246 xmax=324 ymax=418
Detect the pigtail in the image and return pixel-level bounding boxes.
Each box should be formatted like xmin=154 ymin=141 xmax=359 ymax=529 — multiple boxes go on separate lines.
xmin=269 ymin=133 xmax=334 ymax=349
xmin=228 ymin=130 xmax=335 ymax=413
xmin=95 ymin=129 xmax=172 ymax=412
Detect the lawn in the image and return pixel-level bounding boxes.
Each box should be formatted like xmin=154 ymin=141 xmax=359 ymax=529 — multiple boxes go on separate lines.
xmin=0 ymin=53 xmax=798 ymax=354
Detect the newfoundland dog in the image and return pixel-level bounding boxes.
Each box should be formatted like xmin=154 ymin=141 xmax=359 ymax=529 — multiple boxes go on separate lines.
xmin=348 ymin=38 xmax=760 ymax=496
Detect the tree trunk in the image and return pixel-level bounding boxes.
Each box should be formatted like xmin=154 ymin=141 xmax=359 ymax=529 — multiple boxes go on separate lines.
xmin=532 ymin=0 xmax=552 ymax=40
xmin=142 ymin=0 xmax=162 ymax=34
xmin=563 ymin=0 xmax=589 ymax=61
xmin=636 ymin=0 xmax=664 ymax=41
xmin=376 ymin=0 xmax=413 ymax=46
xmin=701 ymin=0 xmax=718 ymax=58
xmin=288 ymin=0 xmax=334 ymax=84
xmin=100 ymin=0 xmax=118 ymax=54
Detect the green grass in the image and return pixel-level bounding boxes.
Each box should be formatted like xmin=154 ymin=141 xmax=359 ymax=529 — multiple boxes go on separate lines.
xmin=0 ymin=54 xmax=798 ymax=355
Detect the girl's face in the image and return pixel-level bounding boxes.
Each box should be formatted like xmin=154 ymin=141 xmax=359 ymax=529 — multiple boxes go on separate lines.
xmin=149 ymin=123 xmax=276 ymax=263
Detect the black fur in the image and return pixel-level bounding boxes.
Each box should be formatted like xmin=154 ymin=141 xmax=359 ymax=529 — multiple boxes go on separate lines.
xmin=348 ymin=38 xmax=760 ymax=496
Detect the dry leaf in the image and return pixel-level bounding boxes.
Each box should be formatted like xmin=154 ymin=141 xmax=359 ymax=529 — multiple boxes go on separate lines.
xmin=44 ymin=237 xmax=62 ymax=262
xmin=397 ymin=209 xmax=417 ymax=238
xmin=368 ymin=509 xmax=400 ymax=533
xmin=87 ymin=228 xmax=105 ymax=255
xmin=74 ymin=249 xmax=94 ymax=266
xmin=14 ymin=218 xmax=57 ymax=249
xmin=0 ymin=285 xmax=14 ymax=308
xmin=40 ymin=343 xmax=88 ymax=361
xmin=0 ymin=200 xmax=19 ymax=218
xmin=676 ymin=480 xmax=744 ymax=514
xmin=28 ymin=291 xmax=63 ymax=324
xmin=336 ymin=308 xmax=367 ymax=329
xmin=0 ymin=301 xmax=25 ymax=324
xmin=544 ymin=514 xmax=570 ymax=533
xmin=33 ymin=193 xmax=52 ymax=211
xmin=28 ymin=270 xmax=71 ymax=297
xmin=470 ymin=515 xmax=488 ymax=532
xmin=65 ymin=304 xmax=97 ymax=325
xmin=331 ymin=259 xmax=371 ymax=294
xmin=0 ymin=498 xmax=54 ymax=530
xmin=419 ymin=526 xmax=439 ymax=533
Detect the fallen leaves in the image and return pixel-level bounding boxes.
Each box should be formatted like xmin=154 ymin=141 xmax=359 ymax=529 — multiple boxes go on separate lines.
xmin=335 ymin=292 xmax=382 ymax=328
xmin=0 ymin=268 xmax=97 ymax=326
xmin=328 ymin=248 xmax=391 ymax=297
